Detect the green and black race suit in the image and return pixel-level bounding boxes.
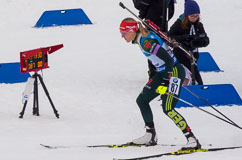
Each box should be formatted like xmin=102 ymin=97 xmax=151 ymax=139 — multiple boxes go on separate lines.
xmin=133 ymin=31 xmax=191 ymax=133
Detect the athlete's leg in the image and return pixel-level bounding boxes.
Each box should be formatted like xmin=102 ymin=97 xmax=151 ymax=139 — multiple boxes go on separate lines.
xmin=161 ymin=64 xmax=201 ymax=149
xmin=136 ymin=73 xmax=163 ymax=127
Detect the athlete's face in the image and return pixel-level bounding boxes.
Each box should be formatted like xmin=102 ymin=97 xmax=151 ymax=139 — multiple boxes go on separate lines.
xmin=121 ymin=31 xmax=136 ymax=43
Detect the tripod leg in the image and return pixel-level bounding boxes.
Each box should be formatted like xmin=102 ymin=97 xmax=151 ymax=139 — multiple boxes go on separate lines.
xmin=33 ymin=74 xmax=40 ymax=116
xmin=19 ymin=76 xmax=35 ymax=118
xmin=19 ymin=101 xmax=28 ymax=118
xmin=37 ymin=75 xmax=59 ymax=118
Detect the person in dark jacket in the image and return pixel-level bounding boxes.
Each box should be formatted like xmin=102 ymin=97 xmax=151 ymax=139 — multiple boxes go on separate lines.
xmin=133 ymin=0 xmax=175 ymax=31
xmin=168 ymin=0 xmax=209 ymax=85
xmin=133 ymin=0 xmax=176 ymax=79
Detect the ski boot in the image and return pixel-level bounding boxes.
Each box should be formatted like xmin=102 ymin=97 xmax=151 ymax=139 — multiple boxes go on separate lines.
xmin=181 ymin=132 xmax=201 ymax=150
xmin=132 ymin=126 xmax=157 ymax=146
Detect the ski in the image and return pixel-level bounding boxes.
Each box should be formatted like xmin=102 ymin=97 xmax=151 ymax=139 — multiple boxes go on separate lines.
xmin=113 ymin=145 xmax=242 ymax=160
xmin=40 ymin=144 xmax=73 ymax=149
xmin=40 ymin=142 xmax=142 ymax=149
xmin=40 ymin=142 xmax=197 ymax=149
xmin=88 ymin=142 xmax=143 ymax=148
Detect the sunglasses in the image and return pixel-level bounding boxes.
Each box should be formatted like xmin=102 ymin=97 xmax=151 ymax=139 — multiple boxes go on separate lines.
xmin=120 ymin=31 xmax=127 ymax=36
xmin=189 ymin=14 xmax=199 ymax=18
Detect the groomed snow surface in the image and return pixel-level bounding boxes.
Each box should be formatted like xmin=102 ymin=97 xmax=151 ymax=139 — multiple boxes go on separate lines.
xmin=0 ymin=0 xmax=242 ymax=160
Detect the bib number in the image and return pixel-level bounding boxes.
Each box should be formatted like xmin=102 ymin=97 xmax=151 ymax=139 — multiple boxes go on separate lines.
xmin=168 ymin=77 xmax=181 ymax=95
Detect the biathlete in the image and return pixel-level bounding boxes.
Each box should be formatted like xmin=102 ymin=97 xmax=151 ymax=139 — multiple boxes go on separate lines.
xmin=119 ymin=17 xmax=201 ymax=150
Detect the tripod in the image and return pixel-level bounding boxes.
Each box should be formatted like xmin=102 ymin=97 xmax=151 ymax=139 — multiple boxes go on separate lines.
xmin=19 ymin=72 xmax=59 ymax=118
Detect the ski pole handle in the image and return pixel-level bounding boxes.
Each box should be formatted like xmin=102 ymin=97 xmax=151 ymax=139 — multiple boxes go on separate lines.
xmin=119 ymin=2 xmax=125 ymax=9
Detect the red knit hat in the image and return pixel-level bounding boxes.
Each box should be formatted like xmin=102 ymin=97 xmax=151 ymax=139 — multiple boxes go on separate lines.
xmin=120 ymin=21 xmax=138 ymax=32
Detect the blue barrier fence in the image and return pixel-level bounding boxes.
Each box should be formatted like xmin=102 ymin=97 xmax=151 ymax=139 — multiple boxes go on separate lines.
xmin=0 ymin=62 xmax=30 ymax=84
xmin=197 ymin=52 xmax=222 ymax=72
xmin=176 ymin=84 xmax=242 ymax=108
xmin=35 ymin=8 xmax=92 ymax=28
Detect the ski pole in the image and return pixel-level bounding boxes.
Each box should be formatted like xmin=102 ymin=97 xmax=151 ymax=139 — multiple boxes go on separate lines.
xmin=183 ymin=86 xmax=241 ymax=128
xmin=119 ymin=2 xmax=196 ymax=63
xmin=165 ymin=92 xmax=242 ymax=130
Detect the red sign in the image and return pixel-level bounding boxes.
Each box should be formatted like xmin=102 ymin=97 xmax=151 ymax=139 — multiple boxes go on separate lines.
xmin=20 ymin=44 xmax=63 ymax=73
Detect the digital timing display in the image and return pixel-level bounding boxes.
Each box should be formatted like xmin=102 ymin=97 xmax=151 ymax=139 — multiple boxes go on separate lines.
xmin=27 ymin=51 xmax=44 ymax=71
xmin=20 ymin=44 xmax=63 ymax=73
xmin=20 ymin=49 xmax=49 ymax=73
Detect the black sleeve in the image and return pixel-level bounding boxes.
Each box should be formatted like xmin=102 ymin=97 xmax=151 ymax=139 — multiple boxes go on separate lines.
xmin=168 ymin=0 xmax=175 ymax=21
xmin=198 ymin=23 xmax=210 ymax=47
xmin=133 ymin=0 xmax=141 ymax=10
xmin=138 ymin=0 xmax=152 ymax=19
xmin=168 ymin=19 xmax=190 ymax=42
xmin=190 ymin=23 xmax=210 ymax=48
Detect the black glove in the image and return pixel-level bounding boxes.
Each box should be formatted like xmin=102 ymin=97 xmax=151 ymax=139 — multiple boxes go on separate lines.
xmin=190 ymin=34 xmax=209 ymax=48
xmin=179 ymin=35 xmax=196 ymax=48
xmin=186 ymin=35 xmax=196 ymax=41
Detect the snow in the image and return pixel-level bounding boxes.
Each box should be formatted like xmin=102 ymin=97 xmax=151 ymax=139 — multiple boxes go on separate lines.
xmin=0 ymin=0 xmax=242 ymax=160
